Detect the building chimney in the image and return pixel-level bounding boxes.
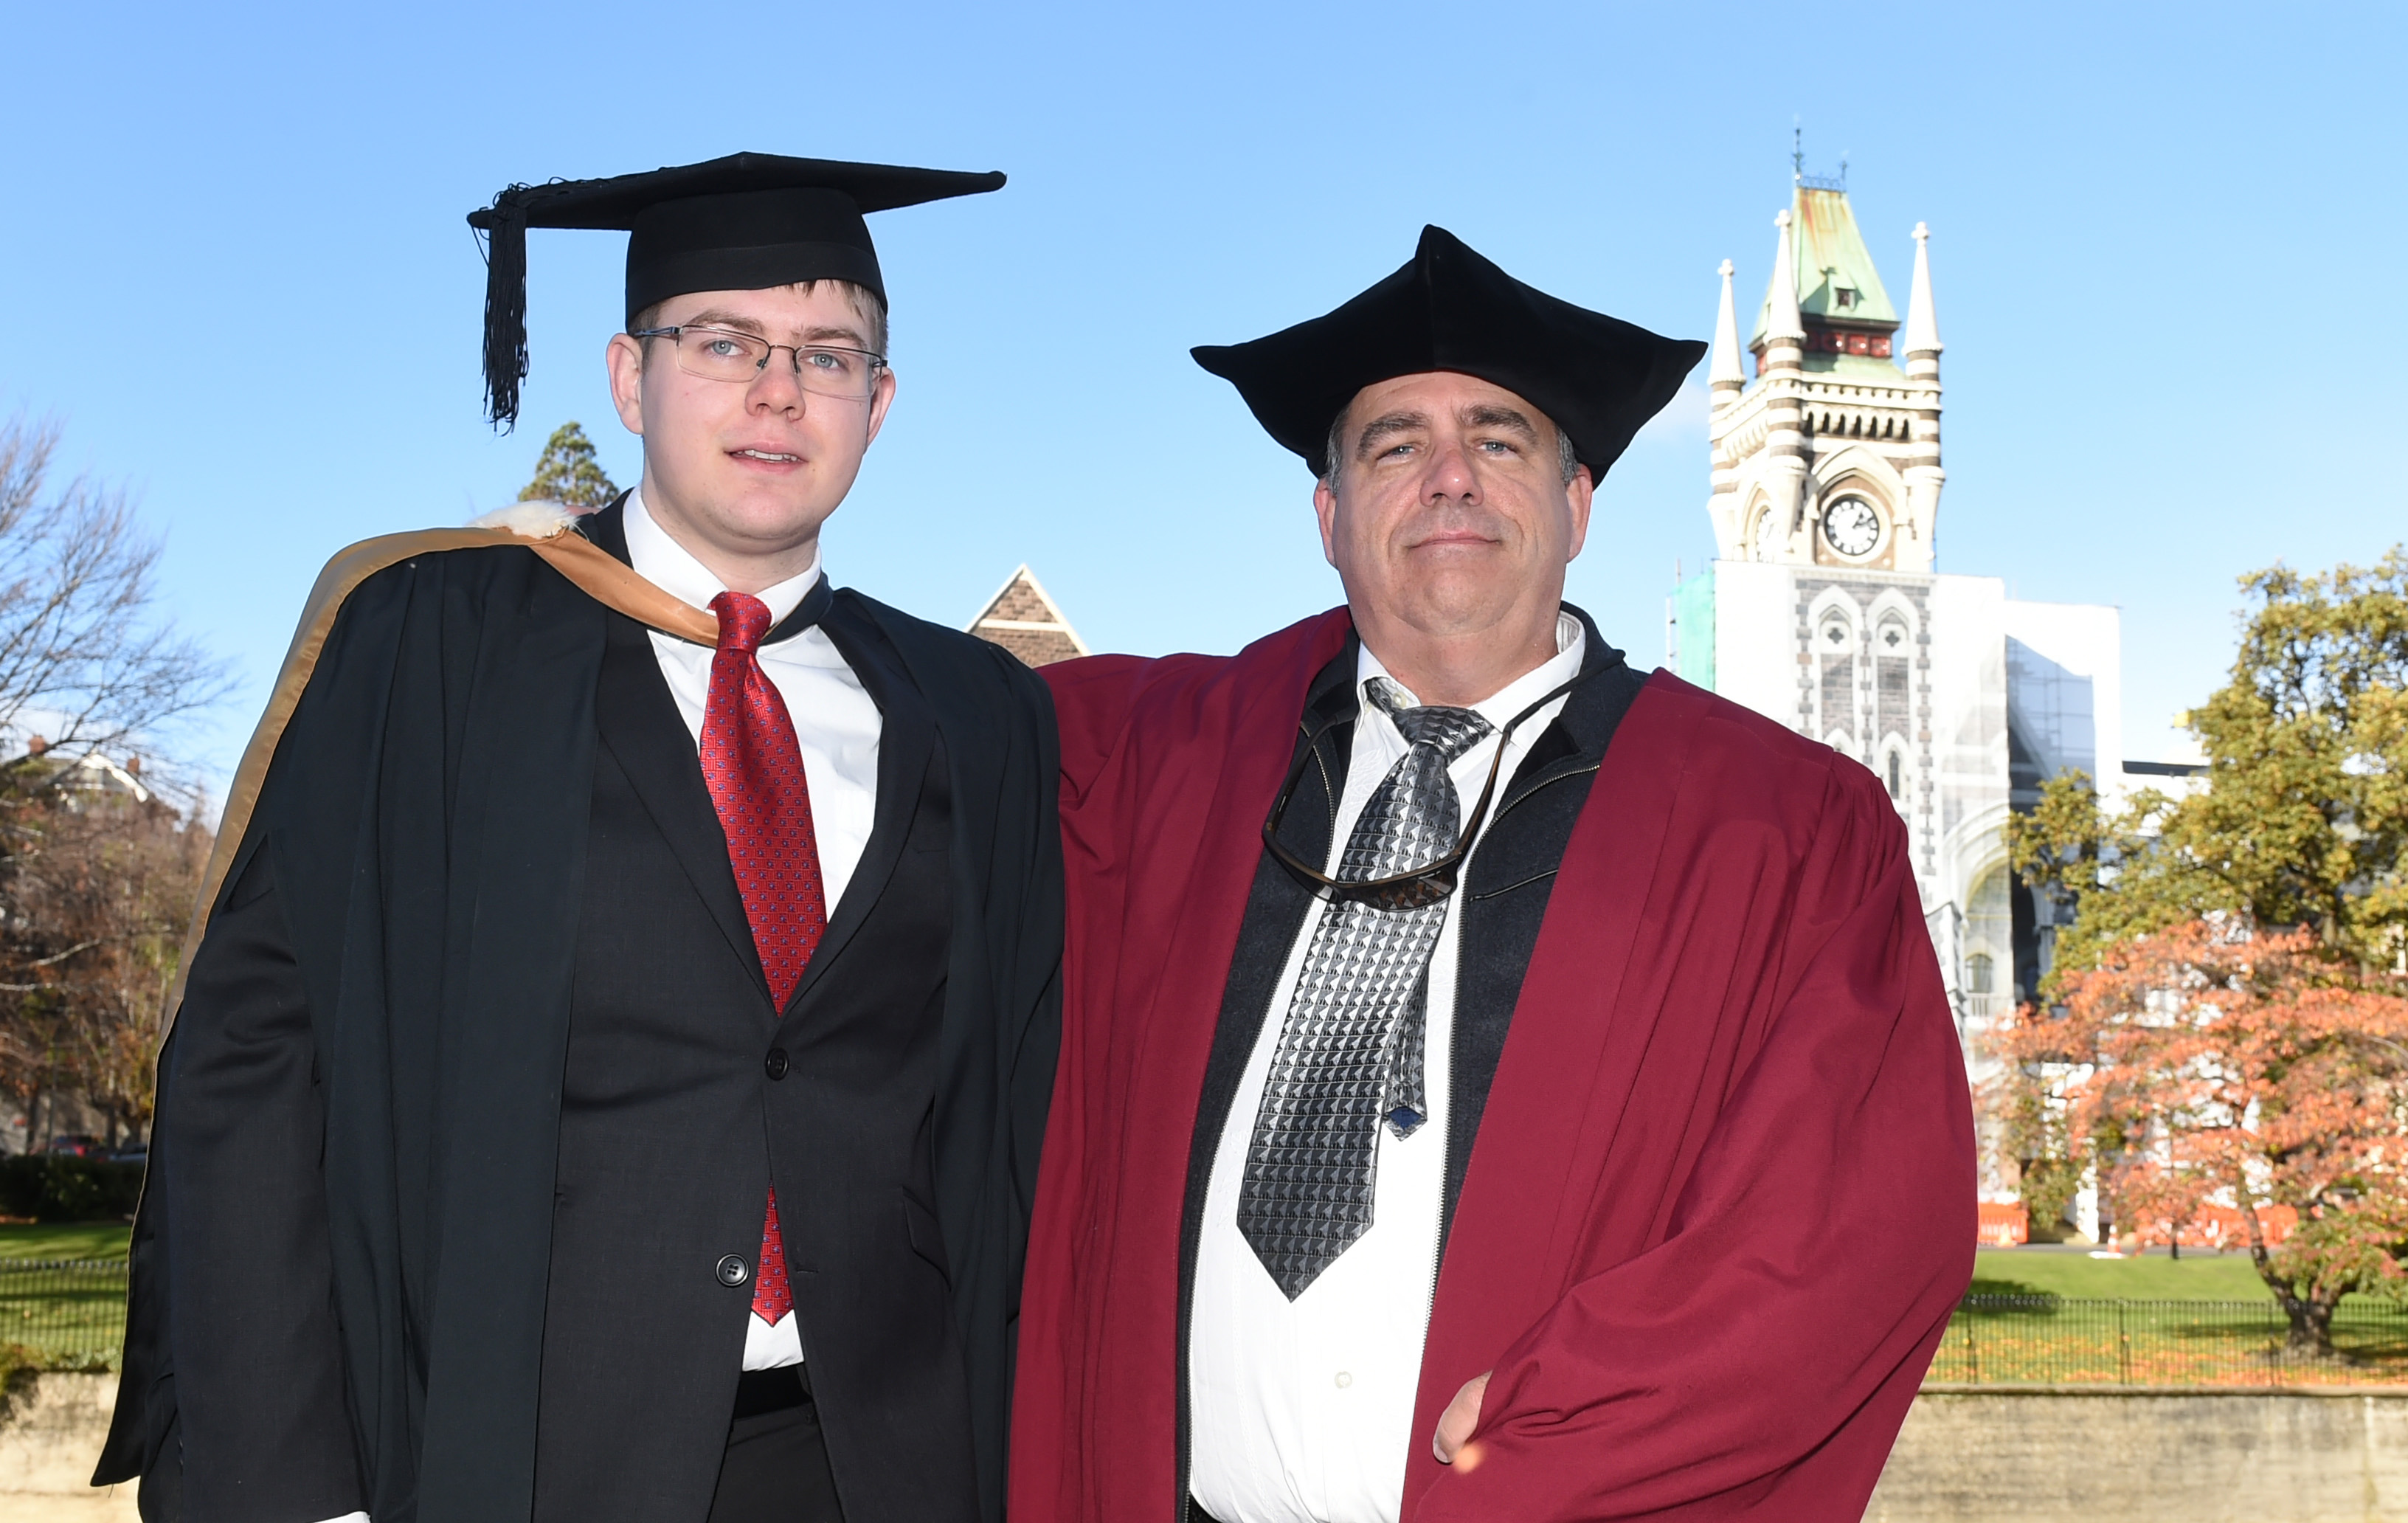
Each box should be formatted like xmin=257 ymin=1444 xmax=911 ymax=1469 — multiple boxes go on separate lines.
xmin=125 ymin=755 xmax=142 ymax=776
xmin=27 ymin=735 xmax=47 ymax=756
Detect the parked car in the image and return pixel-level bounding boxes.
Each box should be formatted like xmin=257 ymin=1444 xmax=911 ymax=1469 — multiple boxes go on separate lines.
xmin=43 ymin=1134 xmax=103 ymax=1156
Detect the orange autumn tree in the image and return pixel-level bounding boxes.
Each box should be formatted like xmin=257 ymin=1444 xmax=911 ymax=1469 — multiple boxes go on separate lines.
xmin=2002 ymin=922 xmax=2408 ymax=1355
xmin=2002 ymin=549 xmax=2408 ymax=1357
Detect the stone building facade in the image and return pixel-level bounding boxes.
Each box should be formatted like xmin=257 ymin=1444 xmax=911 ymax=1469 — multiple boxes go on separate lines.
xmin=1671 ymin=174 xmax=2125 ymax=1203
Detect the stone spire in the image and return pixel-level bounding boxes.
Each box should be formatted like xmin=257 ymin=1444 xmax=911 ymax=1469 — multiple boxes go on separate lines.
xmin=1900 ymin=221 xmax=1945 ymax=567
xmin=1753 ymin=209 xmax=1810 ymax=558
xmin=1904 ymin=221 xmax=1942 ymax=367
xmin=1764 ymin=210 xmax=1807 ymax=353
xmin=1709 ymin=258 xmax=1746 ymax=404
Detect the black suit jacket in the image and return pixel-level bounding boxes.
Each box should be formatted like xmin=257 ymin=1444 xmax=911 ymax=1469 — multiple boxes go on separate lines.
xmin=106 ymin=503 xmax=1061 ymax=1523
xmin=536 ymin=580 xmax=972 ymax=1519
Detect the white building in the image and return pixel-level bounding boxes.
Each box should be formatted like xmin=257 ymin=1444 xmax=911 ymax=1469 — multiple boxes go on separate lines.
xmin=1669 ymin=173 xmax=2125 ymax=1195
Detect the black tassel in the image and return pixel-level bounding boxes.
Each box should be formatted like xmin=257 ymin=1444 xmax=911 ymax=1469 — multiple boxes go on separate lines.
xmin=477 ymin=187 xmax=532 ymax=431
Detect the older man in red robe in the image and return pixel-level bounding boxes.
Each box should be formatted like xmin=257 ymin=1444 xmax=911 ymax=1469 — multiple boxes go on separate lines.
xmin=1011 ymin=226 xmax=1975 ymax=1522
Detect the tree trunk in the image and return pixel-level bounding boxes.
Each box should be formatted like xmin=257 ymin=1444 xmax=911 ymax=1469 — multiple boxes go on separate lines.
xmin=2285 ymin=1291 xmax=2341 ymax=1359
xmin=2242 ymin=1198 xmax=2340 ymax=1359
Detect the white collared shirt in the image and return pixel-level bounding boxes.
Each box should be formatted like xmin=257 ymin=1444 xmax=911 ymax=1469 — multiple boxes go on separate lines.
xmin=627 ymin=488 xmax=885 ymax=1372
xmin=1189 ymin=612 xmax=1585 ymax=1523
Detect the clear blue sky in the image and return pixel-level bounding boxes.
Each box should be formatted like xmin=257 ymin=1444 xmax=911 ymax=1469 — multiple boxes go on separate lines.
xmin=1 ymin=1 xmax=2399 ymax=792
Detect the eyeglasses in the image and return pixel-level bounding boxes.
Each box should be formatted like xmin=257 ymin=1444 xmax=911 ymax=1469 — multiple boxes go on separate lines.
xmin=1260 ymin=669 xmax=1591 ymax=912
xmin=631 ymin=326 xmax=887 ymax=401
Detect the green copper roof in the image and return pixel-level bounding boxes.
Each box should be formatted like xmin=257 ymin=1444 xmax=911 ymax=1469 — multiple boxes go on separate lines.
xmin=1751 ymin=184 xmax=1899 ymax=346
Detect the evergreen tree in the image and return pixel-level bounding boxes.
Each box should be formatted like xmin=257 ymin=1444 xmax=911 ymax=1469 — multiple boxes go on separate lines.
xmin=519 ymin=422 xmax=620 ymax=510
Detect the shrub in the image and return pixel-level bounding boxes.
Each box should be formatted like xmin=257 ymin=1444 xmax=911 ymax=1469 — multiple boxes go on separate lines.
xmin=0 ymin=1155 xmax=144 ymax=1222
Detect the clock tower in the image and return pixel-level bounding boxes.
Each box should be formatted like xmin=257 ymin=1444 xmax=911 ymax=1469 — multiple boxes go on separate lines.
xmin=1674 ymin=167 xmax=2130 ymax=1218
xmin=1706 ymin=178 xmax=1944 ymax=573
xmin=1685 ymin=172 xmax=1956 ymax=873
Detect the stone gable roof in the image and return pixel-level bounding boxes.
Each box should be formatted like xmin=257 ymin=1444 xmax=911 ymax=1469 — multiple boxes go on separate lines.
xmin=967 ymin=565 xmax=1088 ymax=667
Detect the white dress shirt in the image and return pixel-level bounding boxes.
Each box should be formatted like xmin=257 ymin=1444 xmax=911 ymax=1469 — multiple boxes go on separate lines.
xmin=1189 ymin=612 xmax=1585 ymax=1523
xmin=624 ymin=488 xmax=882 ymax=1372
xmin=308 ymin=499 xmax=885 ymax=1521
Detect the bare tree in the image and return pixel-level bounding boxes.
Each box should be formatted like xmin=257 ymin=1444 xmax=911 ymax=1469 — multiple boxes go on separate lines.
xmin=0 ymin=411 xmax=230 ymax=1151
xmin=0 ymin=766 xmax=210 ymax=1147
xmin=0 ymin=413 xmax=232 ymax=756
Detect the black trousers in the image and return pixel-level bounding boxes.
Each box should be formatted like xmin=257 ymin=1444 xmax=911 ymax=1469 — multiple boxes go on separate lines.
xmin=707 ymin=1368 xmax=844 ymax=1523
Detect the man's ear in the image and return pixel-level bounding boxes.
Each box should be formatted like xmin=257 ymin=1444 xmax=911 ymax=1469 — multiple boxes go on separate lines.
xmin=1563 ymin=462 xmax=1595 ymax=562
xmin=862 ymin=364 xmax=898 ymax=449
xmin=1312 ymin=474 xmax=1343 ymax=570
xmin=1312 ymin=407 xmax=1351 ymax=570
xmin=606 ymin=332 xmax=647 ymax=437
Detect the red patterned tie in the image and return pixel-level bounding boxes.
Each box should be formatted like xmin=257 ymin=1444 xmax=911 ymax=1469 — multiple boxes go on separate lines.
xmin=697 ymin=590 xmax=827 ymax=1327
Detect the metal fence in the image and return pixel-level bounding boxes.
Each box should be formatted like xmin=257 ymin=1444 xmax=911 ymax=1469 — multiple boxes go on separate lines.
xmin=11 ymin=1265 xmax=2408 ymax=1387
xmin=1929 ymin=1295 xmax=2408 ymax=1387
xmin=0 ymin=1257 xmax=128 ymax=1370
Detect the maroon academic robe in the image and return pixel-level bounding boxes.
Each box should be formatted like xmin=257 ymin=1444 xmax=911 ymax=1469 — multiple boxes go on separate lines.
xmin=1011 ymin=607 xmax=1975 ymax=1522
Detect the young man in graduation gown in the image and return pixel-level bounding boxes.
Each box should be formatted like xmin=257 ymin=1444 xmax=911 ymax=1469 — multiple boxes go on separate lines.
xmin=1011 ymin=227 xmax=1976 ymax=1522
xmin=96 ymin=154 xmax=1062 ymax=1523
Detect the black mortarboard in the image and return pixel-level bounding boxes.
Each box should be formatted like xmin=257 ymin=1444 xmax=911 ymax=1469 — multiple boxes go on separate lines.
xmin=1193 ymin=225 xmax=1705 ymax=481
xmin=466 ymin=152 xmax=1006 ymax=429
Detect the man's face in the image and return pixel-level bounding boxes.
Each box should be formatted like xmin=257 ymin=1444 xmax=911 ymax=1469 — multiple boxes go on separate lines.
xmin=1312 ymin=371 xmax=1593 ymax=644
xmin=606 ymin=282 xmax=896 ymax=563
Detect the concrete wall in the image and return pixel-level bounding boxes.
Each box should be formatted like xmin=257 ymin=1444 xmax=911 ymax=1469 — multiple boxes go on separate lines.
xmin=0 ymin=1372 xmax=137 ymax=1521
xmin=1870 ymin=1386 xmax=2408 ymax=1522
xmin=15 ymin=1373 xmax=2408 ymax=1522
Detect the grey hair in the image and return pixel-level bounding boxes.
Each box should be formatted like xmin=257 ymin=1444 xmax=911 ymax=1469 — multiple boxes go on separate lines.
xmin=1319 ymin=405 xmax=1581 ymax=491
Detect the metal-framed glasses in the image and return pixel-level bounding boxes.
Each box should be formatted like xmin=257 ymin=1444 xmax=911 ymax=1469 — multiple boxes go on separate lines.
xmin=631 ymin=326 xmax=887 ymax=401
xmin=1260 ymin=668 xmax=1591 ymax=912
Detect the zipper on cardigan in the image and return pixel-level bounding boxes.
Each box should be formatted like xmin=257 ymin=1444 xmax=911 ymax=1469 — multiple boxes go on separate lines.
xmin=1180 ymin=721 xmax=1332 ymax=1519
xmin=1310 ymin=727 xmax=1339 ymax=841
xmin=1424 ymin=1058 xmax=1451 ymax=1343
xmin=1419 ymin=742 xmax=1596 ymax=1409
xmin=1490 ymin=758 xmax=1602 ymax=829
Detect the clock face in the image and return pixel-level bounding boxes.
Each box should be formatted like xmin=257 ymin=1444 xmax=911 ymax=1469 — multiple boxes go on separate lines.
xmin=1821 ymin=497 xmax=1882 ymax=558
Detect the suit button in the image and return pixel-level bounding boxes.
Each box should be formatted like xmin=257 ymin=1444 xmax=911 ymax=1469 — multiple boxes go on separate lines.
xmin=764 ymin=1048 xmax=789 ymax=1080
xmin=716 ymin=1254 xmax=750 ymax=1288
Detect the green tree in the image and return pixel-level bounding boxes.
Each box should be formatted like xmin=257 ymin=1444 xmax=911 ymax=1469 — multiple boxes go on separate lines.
xmin=2000 ymin=548 xmax=2408 ymax=1347
xmin=519 ymin=422 xmax=620 ymax=511
xmin=2011 ymin=547 xmax=2408 ymax=982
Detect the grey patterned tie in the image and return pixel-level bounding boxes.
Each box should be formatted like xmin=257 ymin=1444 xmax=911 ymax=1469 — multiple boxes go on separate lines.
xmin=1237 ymin=677 xmax=1494 ymax=1300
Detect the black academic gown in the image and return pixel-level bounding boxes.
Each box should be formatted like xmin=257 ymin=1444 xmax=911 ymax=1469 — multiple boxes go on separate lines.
xmin=99 ymin=503 xmax=1063 ymax=1523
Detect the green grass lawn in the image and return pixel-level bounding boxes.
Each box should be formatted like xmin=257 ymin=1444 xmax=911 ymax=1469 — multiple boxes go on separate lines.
xmin=0 ymin=1231 xmax=129 ymax=1370
xmin=0 ymin=1221 xmax=132 ymax=1260
xmin=1973 ymin=1247 xmax=2276 ymax=1299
